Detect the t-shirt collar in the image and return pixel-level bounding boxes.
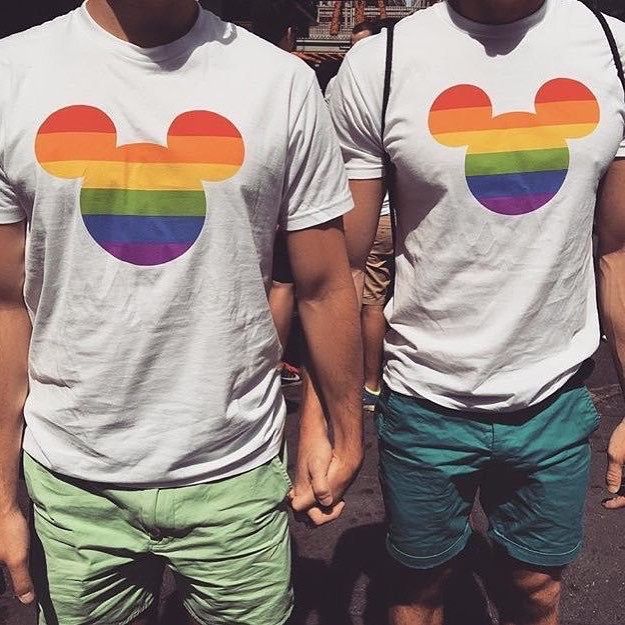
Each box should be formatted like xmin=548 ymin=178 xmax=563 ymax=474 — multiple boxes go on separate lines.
xmin=77 ymin=0 xmax=206 ymax=64
xmin=438 ymin=0 xmax=556 ymax=39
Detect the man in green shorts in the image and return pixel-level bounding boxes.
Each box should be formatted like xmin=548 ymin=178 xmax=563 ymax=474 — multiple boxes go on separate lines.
xmin=328 ymin=0 xmax=625 ymax=623
xmin=0 ymin=0 xmax=364 ymax=623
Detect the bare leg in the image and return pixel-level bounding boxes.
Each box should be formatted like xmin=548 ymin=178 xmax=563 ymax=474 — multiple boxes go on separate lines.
xmin=489 ymin=556 xmax=563 ymax=625
xmin=362 ymin=303 xmax=386 ymax=391
xmin=388 ymin=562 xmax=453 ymax=625
xmin=269 ymin=280 xmax=295 ymax=352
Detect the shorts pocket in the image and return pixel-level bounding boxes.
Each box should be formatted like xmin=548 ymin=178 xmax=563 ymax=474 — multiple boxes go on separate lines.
xmin=272 ymin=456 xmax=293 ymax=492
xmin=579 ymin=386 xmax=601 ymax=435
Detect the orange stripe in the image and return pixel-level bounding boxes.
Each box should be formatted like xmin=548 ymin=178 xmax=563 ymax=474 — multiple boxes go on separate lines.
xmin=429 ymin=100 xmax=600 ymax=134
xmin=36 ymin=133 xmax=245 ymax=166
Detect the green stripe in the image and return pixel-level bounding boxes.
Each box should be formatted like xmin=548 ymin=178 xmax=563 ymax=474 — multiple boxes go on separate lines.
xmin=465 ymin=148 xmax=569 ymax=177
xmin=80 ymin=188 xmax=207 ymax=217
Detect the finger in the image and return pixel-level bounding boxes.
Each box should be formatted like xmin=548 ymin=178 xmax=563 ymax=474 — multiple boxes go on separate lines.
xmin=606 ymin=455 xmax=623 ymax=494
xmin=306 ymin=501 xmax=346 ymax=527
xmin=602 ymin=495 xmax=625 ymax=510
xmin=309 ymin=458 xmax=334 ymax=507
xmin=289 ymin=488 xmax=318 ymax=513
xmin=6 ymin=556 xmax=35 ymax=604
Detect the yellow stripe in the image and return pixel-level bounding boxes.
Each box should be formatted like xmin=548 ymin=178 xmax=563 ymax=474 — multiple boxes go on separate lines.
xmin=40 ymin=161 xmax=242 ymax=190
xmin=433 ymin=123 xmax=597 ymax=154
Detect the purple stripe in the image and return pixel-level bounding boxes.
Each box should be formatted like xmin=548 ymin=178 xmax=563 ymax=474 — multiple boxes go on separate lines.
xmin=100 ymin=241 xmax=192 ymax=266
xmin=478 ymin=192 xmax=557 ymax=216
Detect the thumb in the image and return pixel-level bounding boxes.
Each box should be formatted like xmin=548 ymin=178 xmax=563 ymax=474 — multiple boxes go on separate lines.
xmin=309 ymin=456 xmax=334 ymax=507
xmin=7 ymin=556 xmax=35 ymax=605
xmin=606 ymin=454 xmax=623 ymax=494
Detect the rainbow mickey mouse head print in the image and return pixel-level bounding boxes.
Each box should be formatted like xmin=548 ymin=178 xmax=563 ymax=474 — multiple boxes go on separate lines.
xmin=35 ymin=105 xmax=245 ymax=265
xmin=428 ymin=79 xmax=599 ymax=216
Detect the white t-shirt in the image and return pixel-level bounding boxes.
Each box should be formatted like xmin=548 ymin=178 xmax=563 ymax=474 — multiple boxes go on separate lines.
xmin=330 ymin=0 xmax=625 ymax=411
xmin=0 ymin=4 xmax=352 ymax=486
xmin=326 ymin=74 xmax=391 ymax=217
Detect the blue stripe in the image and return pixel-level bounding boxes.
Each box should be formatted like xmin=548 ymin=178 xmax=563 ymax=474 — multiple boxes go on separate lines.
xmin=83 ymin=214 xmax=204 ymax=245
xmin=467 ymin=169 xmax=567 ymax=199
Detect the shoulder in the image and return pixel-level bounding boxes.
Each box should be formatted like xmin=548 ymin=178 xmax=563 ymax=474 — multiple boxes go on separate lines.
xmin=0 ymin=11 xmax=74 ymax=110
xmin=0 ymin=10 xmax=73 ymax=62
xmin=604 ymin=14 xmax=625 ymax=50
xmin=204 ymin=11 xmax=316 ymax=88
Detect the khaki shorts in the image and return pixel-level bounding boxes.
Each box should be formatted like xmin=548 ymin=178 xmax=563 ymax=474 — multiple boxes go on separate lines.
xmin=24 ymin=453 xmax=293 ymax=625
xmin=363 ymin=215 xmax=394 ymax=306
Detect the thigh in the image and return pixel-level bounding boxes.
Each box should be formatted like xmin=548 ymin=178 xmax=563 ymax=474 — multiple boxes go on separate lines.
xmin=376 ymin=389 xmax=490 ymax=570
xmin=363 ymin=217 xmax=393 ymax=306
xmin=163 ymin=457 xmax=293 ymax=625
xmin=484 ymin=384 xmax=600 ymax=567
xmin=272 ymin=228 xmax=294 ymax=285
xmin=24 ymin=454 xmax=161 ymax=625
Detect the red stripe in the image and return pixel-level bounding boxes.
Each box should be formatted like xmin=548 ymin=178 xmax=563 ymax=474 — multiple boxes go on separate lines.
xmin=535 ymin=78 xmax=596 ymax=103
xmin=430 ymin=85 xmax=492 ymax=111
xmin=169 ymin=111 xmax=242 ymax=138
xmin=38 ymin=105 xmax=116 ymax=134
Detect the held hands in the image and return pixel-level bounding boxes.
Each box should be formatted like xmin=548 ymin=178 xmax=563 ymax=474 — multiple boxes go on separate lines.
xmin=289 ymin=422 xmax=363 ymax=526
xmin=0 ymin=507 xmax=34 ymax=605
xmin=604 ymin=421 xmax=625 ymax=509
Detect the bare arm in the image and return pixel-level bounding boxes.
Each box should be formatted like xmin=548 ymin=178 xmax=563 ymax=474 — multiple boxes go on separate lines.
xmin=344 ymin=179 xmax=387 ymax=302
xmin=0 ymin=220 xmax=34 ymax=602
xmin=287 ymin=217 xmax=364 ymax=523
xmin=289 ymin=181 xmax=383 ymax=524
xmin=595 ymin=159 xmax=625 ymax=509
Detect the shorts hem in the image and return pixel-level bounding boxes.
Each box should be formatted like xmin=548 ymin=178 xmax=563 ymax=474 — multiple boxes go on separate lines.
xmin=386 ymin=523 xmax=471 ymax=570
xmin=489 ymin=529 xmax=583 ymax=567
xmin=362 ymin=297 xmax=386 ymax=306
xmin=183 ymin=601 xmax=293 ymax=625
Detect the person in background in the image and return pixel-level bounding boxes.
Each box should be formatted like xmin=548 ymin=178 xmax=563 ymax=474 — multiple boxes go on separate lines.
xmin=0 ymin=0 xmax=364 ymax=623
xmin=252 ymin=0 xmax=303 ymax=386
xmin=327 ymin=18 xmax=396 ymax=412
xmin=329 ymin=0 xmax=625 ymax=623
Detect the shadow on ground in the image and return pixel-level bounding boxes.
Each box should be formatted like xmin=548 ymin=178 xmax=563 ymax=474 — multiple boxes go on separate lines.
xmin=290 ymin=525 xmax=494 ymax=625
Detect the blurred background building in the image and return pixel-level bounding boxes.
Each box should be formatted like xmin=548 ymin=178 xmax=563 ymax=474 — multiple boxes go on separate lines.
xmin=1 ymin=1 xmax=624 ymax=46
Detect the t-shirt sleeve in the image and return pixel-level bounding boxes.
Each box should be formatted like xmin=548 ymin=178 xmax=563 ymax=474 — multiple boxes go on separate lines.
xmin=0 ymin=61 xmax=25 ymax=224
xmin=0 ymin=164 xmax=26 ymax=224
xmin=328 ymin=53 xmax=384 ymax=180
xmin=608 ymin=15 xmax=625 ymax=158
xmin=280 ymin=73 xmax=353 ymax=232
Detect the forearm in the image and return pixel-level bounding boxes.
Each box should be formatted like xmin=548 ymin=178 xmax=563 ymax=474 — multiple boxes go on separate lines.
xmin=0 ymin=304 xmax=31 ymax=514
xmin=298 ymin=283 xmax=363 ymax=454
xmin=598 ymin=249 xmax=625 ymax=409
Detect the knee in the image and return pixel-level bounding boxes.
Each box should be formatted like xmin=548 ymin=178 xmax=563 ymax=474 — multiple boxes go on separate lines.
xmin=507 ymin=571 xmax=562 ymax=623
xmin=388 ymin=561 xmax=453 ymax=608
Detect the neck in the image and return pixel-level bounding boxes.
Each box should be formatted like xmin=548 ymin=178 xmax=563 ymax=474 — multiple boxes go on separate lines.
xmin=86 ymin=0 xmax=199 ymax=48
xmin=448 ymin=0 xmax=546 ymax=25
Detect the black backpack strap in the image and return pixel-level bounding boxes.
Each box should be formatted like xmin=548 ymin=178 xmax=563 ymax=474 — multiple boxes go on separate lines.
xmin=381 ymin=25 xmax=397 ymax=247
xmin=588 ymin=4 xmax=625 ymax=98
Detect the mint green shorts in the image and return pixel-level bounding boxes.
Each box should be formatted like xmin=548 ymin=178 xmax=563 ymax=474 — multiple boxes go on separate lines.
xmin=24 ymin=453 xmax=293 ymax=625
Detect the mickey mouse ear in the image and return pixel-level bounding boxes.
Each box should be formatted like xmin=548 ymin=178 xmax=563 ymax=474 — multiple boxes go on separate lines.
xmin=36 ymin=106 xmax=117 ymax=179
xmin=429 ymin=85 xmax=493 ymax=148
xmin=534 ymin=79 xmax=599 ymax=139
xmin=166 ymin=111 xmax=245 ymax=183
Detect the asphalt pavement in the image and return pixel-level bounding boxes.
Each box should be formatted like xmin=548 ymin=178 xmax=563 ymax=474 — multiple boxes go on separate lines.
xmin=2 ymin=344 xmax=625 ymax=625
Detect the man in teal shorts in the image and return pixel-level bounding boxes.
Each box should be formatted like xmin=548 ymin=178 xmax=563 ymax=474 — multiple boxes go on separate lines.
xmin=328 ymin=0 xmax=625 ymax=623
xmin=0 ymin=0 xmax=364 ymax=623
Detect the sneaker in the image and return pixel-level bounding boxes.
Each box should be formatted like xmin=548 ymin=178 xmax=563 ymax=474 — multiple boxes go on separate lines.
xmin=280 ymin=362 xmax=301 ymax=386
xmin=362 ymin=387 xmax=381 ymax=412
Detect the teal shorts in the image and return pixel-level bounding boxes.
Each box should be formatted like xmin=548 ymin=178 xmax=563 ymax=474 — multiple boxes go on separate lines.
xmin=376 ymin=380 xmax=600 ymax=569
xmin=24 ymin=454 xmax=293 ymax=625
